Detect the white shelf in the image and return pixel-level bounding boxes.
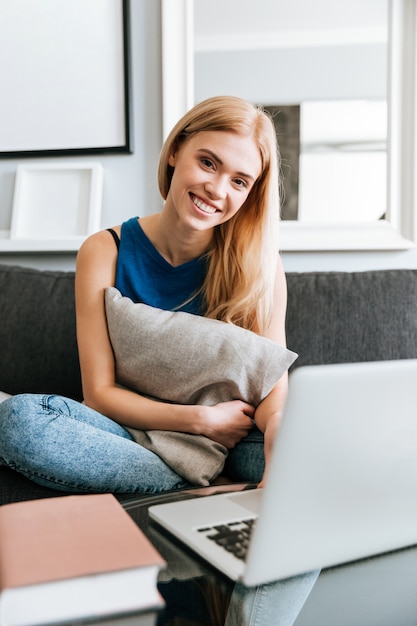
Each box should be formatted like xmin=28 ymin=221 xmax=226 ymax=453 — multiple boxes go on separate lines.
xmin=279 ymin=220 xmax=416 ymax=252
xmin=0 ymin=231 xmax=86 ymax=252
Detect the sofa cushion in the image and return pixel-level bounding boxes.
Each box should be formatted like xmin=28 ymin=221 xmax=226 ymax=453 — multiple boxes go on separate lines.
xmin=286 ymin=269 xmax=417 ymax=369
xmin=0 ymin=265 xmax=82 ymax=400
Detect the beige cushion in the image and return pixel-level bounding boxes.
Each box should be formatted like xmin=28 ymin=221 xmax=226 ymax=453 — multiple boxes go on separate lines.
xmin=105 ymin=287 xmax=297 ymax=484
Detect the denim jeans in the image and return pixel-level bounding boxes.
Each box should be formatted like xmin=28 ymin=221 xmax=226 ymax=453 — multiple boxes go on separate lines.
xmin=0 ymin=394 xmax=190 ymax=493
xmin=226 ymin=570 xmax=320 ymax=626
xmin=225 ymin=424 xmax=265 ymax=483
xmin=0 ymin=393 xmax=266 ymax=492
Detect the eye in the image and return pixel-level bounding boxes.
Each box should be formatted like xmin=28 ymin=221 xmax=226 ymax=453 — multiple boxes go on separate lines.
xmin=233 ymin=177 xmax=249 ymax=189
xmin=200 ymin=157 xmax=215 ymax=169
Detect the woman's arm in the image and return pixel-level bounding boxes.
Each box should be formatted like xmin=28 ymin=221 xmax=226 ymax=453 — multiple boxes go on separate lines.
xmin=75 ymin=230 xmax=254 ymax=446
xmin=254 ymin=255 xmax=289 ymax=487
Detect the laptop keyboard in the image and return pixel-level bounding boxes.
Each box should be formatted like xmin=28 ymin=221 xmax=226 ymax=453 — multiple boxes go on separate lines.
xmin=197 ymin=518 xmax=256 ymax=561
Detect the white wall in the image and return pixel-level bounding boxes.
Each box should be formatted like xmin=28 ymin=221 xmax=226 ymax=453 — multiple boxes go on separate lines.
xmin=0 ymin=1 xmax=417 ymax=273
xmin=195 ymin=44 xmax=387 ymax=104
xmin=0 ymin=0 xmax=163 ymax=271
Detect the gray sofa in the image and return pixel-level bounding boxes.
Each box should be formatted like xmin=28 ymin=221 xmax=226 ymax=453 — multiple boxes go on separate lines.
xmin=1 ymin=263 xmax=417 ymax=506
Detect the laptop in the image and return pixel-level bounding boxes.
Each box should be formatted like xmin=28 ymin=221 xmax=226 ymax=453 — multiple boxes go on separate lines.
xmin=149 ymin=359 xmax=417 ymax=587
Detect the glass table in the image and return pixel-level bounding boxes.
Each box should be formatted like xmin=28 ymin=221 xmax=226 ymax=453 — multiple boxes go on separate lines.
xmin=122 ymin=484 xmax=417 ymax=626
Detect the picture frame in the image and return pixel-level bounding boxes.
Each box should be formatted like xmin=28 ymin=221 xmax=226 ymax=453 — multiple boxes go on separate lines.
xmin=0 ymin=0 xmax=132 ymax=157
xmin=10 ymin=163 xmax=103 ymax=241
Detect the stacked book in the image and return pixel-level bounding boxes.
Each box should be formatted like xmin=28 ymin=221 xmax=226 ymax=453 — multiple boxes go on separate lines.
xmin=0 ymin=494 xmax=166 ymax=625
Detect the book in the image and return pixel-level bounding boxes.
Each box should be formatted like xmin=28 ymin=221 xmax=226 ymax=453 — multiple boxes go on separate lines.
xmin=0 ymin=493 xmax=166 ymax=626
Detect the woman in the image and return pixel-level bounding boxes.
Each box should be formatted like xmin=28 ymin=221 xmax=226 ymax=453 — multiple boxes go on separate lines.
xmin=0 ymin=96 xmax=318 ymax=623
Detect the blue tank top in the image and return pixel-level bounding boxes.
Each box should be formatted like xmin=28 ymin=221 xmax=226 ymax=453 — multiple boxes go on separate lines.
xmin=114 ymin=217 xmax=207 ymax=315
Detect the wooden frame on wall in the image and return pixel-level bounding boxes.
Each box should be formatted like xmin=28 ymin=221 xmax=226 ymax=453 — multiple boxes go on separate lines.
xmin=0 ymin=0 xmax=132 ymax=158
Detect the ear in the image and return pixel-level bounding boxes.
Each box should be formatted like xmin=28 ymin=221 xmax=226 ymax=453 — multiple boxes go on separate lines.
xmin=168 ymin=152 xmax=176 ymax=167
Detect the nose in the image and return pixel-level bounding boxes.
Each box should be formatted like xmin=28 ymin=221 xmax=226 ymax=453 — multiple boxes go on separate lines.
xmin=204 ymin=176 xmax=227 ymax=200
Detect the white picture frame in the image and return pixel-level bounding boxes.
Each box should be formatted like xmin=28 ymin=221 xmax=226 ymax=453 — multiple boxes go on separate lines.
xmin=10 ymin=163 xmax=103 ymax=241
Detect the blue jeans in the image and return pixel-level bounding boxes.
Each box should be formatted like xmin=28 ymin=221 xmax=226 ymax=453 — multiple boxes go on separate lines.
xmin=0 ymin=394 xmax=189 ymax=493
xmin=225 ymin=424 xmax=265 ymax=482
xmin=0 ymin=393 xmax=265 ymax=492
xmin=226 ymin=571 xmax=320 ymax=625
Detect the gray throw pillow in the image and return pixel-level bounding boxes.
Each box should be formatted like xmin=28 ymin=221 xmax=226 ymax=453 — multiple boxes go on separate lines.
xmin=105 ymin=287 xmax=297 ymax=484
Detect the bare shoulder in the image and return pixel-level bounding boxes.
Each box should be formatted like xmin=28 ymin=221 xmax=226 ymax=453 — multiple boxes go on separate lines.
xmin=77 ymin=228 xmax=121 ymax=266
xmin=78 ymin=227 xmax=120 ymax=256
xmin=76 ymin=228 xmax=120 ymax=295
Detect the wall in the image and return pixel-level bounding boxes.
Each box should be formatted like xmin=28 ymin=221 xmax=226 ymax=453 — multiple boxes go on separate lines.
xmin=195 ymin=44 xmax=387 ymax=104
xmin=0 ymin=0 xmax=163 ymax=271
xmin=0 ymin=1 xmax=417 ymax=273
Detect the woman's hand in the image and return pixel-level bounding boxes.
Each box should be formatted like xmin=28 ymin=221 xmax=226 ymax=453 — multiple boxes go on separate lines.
xmin=199 ymin=400 xmax=255 ymax=449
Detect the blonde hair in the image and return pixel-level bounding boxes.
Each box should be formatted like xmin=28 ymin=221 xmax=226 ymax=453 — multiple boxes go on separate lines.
xmin=158 ymin=96 xmax=281 ymax=334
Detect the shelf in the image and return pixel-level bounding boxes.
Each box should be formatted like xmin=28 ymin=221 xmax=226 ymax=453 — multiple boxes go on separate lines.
xmin=279 ymin=220 xmax=416 ymax=252
xmin=0 ymin=231 xmax=86 ymax=253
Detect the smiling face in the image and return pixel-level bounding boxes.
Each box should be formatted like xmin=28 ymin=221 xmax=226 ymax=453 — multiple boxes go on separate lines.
xmin=165 ymin=130 xmax=263 ymax=232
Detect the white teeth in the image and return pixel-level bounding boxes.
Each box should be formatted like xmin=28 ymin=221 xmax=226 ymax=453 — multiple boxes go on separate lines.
xmin=192 ymin=195 xmax=216 ymax=214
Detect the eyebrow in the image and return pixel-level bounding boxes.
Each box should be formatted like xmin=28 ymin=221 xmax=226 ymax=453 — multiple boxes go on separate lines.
xmin=196 ymin=148 xmax=256 ymax=182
